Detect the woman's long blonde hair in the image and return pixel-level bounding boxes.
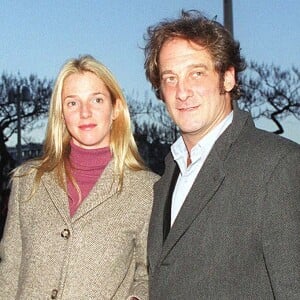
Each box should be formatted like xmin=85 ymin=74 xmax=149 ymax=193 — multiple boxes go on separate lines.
xmin=25 ymin=55 xmax=145 ymax=195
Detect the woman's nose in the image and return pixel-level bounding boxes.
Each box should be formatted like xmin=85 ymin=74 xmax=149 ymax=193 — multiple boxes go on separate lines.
xmin=80 ymin=103 xmax=92 ymax=118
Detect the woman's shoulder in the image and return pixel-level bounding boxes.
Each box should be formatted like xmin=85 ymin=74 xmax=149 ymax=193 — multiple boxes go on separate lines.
xmin=13 ymin=159 xmax=40 ymax=178
xmin=122 ymin=168 xmax=160 ymax=194
xmin=121 ymin=169 xmax=158 ymax=209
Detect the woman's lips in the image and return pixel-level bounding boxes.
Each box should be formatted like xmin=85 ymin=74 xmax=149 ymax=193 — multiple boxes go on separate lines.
xmin=79 ymin=124 xmax=97 ymax=130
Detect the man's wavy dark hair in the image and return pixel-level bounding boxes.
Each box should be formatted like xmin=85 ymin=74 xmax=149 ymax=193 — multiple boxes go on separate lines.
xmin=144 ymin=10 xmax=246 ymax=100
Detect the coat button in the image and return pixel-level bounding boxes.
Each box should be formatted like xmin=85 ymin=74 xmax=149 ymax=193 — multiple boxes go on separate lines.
xmin=61 ymin=228 xmax=70 ymax=239
xmin=51 ymin=289 xmax=58 ymax=299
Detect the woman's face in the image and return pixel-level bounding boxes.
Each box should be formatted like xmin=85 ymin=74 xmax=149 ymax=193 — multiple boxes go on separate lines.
xmin=62 ymin=71 xmax=119 ymax=149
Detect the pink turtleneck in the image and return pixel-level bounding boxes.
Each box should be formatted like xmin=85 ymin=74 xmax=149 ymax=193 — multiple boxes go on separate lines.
xmin=67 ymin=141 xmax=112 ymax=216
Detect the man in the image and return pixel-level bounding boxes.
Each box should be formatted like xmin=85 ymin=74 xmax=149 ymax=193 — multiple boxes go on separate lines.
xmin=144 ymin=10 xmax=300 ymax=299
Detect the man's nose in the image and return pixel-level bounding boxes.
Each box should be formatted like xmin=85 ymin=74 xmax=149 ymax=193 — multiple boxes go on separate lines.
xmin=175 ymin=78 xmax=193 ymax=101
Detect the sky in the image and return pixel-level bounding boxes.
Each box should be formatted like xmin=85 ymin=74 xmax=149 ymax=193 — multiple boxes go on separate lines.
xmin=1 ymin=0 xmax=299 ymax=145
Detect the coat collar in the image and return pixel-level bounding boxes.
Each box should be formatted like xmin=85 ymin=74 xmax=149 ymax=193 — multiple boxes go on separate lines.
xmin=149 ymin=106 xmax=254 ymax=266
xmin=41 ymin=160 xmax=118 ymax=224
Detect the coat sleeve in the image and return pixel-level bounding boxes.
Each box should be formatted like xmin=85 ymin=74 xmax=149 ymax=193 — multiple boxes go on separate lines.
xmin=0 ymin=176 xmax=22 ymax=299
xmin=262 ymin=148 xmax=300 ymax=298
xmin=127 ymin=172 xmax=158 ymax=300
xmin=127 ymin=215 xmax=150 ymax=300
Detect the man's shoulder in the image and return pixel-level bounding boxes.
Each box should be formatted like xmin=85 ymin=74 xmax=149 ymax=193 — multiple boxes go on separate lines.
xmin=227 ymin=124 xmax=300 ymax=173
xmin=244 ymin=125 xmax=299 ymax=153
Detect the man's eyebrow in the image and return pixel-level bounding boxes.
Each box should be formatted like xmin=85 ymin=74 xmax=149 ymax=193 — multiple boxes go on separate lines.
xmin=160 ymin=70 xmax=175 ymax=76
xmin=160 ymin=64 xmax=208 ymax=76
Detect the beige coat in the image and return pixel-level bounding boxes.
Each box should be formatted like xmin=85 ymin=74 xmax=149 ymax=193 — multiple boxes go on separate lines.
xmin=0 ymin=160 xmax=158 ymax=299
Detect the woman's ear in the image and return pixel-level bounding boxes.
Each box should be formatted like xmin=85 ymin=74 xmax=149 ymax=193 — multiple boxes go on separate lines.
xmin=112 ymin=98 xmax=121 ymax=120
xmin=224 ymin=67 xmax=236 ymax=92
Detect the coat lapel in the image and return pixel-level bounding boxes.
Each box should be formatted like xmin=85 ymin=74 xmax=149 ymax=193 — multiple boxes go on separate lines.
xmin=40 ymin=160 xmax=118 ymax=223
xmin=72 ymin=160 xmax=118 ymax=221
xmin=41 ymin=172 xmax=70 ymax=224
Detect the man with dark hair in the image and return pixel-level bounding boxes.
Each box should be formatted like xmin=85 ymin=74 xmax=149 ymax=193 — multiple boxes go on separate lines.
xmin=144 ymin=10 xmax=300 ymax=299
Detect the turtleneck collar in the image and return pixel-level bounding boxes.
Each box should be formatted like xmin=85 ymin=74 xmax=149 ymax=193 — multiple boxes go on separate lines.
xmin=67 ymin=140 xmax=113 ymax=217
xmin=69 ymin=140 xmax=112 ymax=171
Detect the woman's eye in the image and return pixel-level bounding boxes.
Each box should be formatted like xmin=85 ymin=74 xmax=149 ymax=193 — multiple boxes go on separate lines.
xmin=92 ymin=97 xmax=103 ymax=104
xmin=67 ymin=100 xmax=77 ymax=107
xmin=192 ymin=71 xmax=203 ymax=78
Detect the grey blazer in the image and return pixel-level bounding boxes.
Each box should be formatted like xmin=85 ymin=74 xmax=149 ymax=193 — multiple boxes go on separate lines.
xmin=148 ymin=107 xmax=300 ymax=299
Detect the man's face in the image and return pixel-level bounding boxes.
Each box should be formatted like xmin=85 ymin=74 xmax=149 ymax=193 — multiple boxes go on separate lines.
xmin=159 ymin=38 xmax=235 ymax=151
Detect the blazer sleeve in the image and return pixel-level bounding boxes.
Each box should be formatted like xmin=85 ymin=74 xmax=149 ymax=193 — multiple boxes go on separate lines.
xmin=262 ymin=148 xmax=300 ymax=298
xmin=0 ymin=176 xmax=22 ymax=299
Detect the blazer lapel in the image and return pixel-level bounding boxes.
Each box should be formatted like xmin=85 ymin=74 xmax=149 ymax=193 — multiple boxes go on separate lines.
xmin=148 ymin=153 xmax=177 ymax=269
xmin=163 ymin=164 xmax=180 ymax=241
xmin=161 ymin=148 xmax=225 ymax=261
xmin=160 ymin=105 xmax=252 ymax=262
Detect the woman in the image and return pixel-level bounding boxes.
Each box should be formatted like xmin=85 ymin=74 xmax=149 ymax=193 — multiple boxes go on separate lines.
xmin=0 ymin=55 xmax=158 ymax=299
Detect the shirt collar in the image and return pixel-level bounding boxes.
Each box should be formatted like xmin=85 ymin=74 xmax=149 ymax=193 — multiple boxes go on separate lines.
xmin=171 ymin=111 xmax=233 ymax=168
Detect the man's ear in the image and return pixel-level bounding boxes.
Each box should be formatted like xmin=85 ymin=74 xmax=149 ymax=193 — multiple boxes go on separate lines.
xmin=224 ymin=67 xmax=236 ymax=92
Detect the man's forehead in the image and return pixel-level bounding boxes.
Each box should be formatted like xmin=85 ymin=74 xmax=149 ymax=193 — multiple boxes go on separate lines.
xmin=159 ymin=38 xmax=213 ymax=72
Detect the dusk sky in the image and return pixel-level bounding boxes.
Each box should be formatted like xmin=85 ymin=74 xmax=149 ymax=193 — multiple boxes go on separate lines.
xmin=1 ymin=0 xmax=299 ymax=144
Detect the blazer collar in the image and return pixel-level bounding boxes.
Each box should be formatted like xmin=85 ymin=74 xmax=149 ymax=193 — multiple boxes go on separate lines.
xmin=214 ymin=103 xmax=253 ymax=161
xmin=152 ymin=105 xmax=253 ymax=265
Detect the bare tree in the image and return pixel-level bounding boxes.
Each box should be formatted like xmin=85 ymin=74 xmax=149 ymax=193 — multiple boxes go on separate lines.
xmin=126 ymin=91 xmax=178 ymax=174
xmin=239 ymin=62 xmax=300 ymax=134
xmin=0 ymin=73 xmax=52 ymax=193
xmin=127 ymin=90 xmax=179 ymax=143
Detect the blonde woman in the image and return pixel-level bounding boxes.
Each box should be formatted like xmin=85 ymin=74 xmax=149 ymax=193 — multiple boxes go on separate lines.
xmin=0 ymin=55 xmax=158 ymax=300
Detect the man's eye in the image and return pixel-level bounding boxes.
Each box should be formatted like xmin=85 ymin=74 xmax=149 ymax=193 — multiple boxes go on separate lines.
xmin=163 ymin=76 xmax=177 ymax=84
